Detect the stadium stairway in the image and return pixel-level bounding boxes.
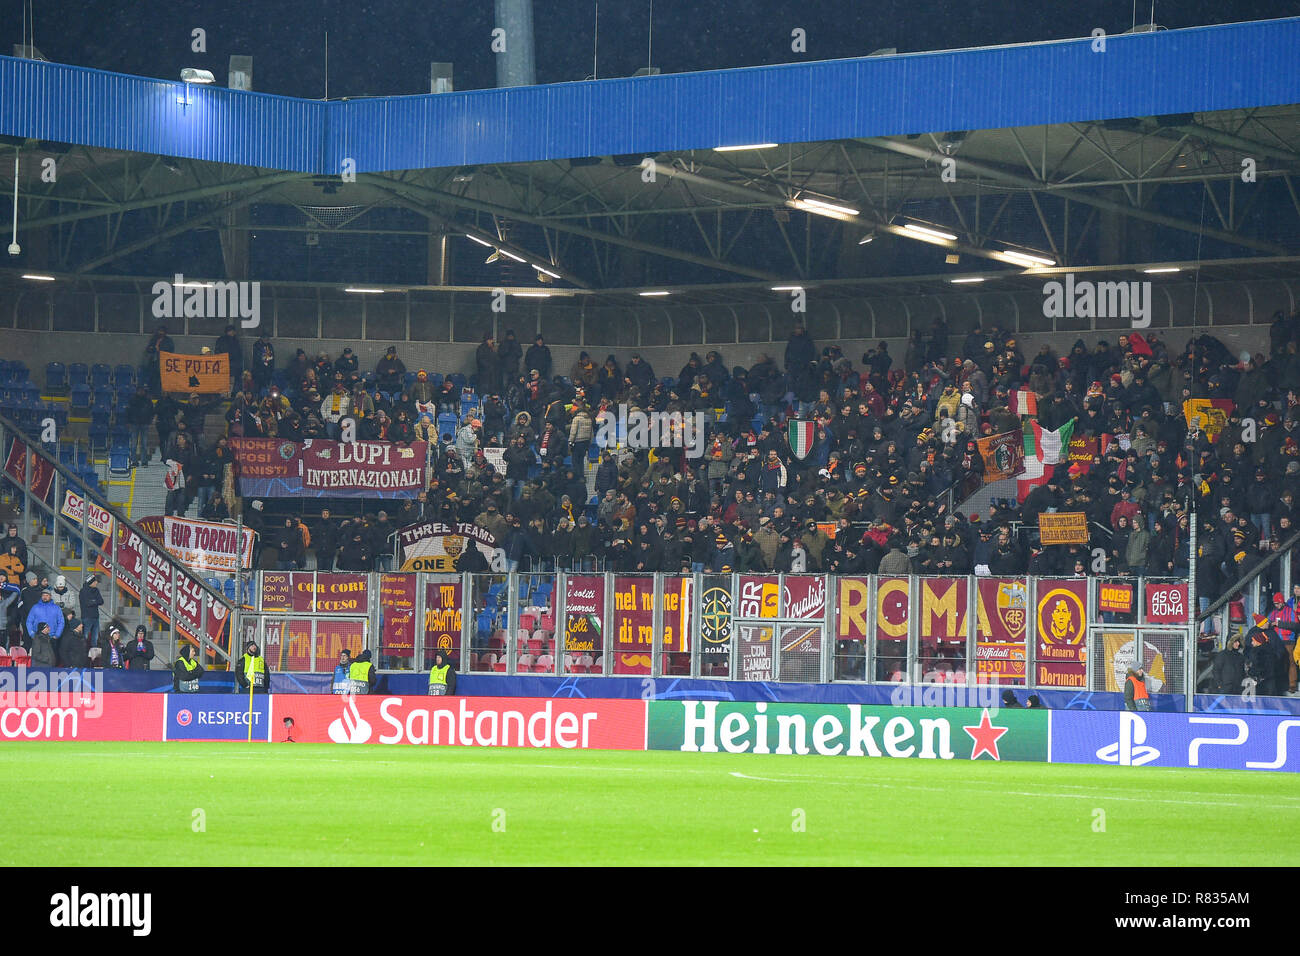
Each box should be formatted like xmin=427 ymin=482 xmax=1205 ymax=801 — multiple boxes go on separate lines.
xmin=957 ymin=476 xmax=1017 ymax=519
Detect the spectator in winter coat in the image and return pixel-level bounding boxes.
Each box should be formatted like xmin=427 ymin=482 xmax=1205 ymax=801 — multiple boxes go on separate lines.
xmin=124 ymin=625 xmax=155 ymax=670
xmin=376 ymin=346 xmax=407 ymax=394
xmin=1213 ymin=635 xmax=1247 ymax=696
xmin=30 ymin=621 xmax=57 ymax=667
xmin=26 ymin=589 xmax=64 ymax=644
xmin=0 ymin=543 xmax=24 ymax=586
xmin=79 ymin=575 xmax=104 ymax=646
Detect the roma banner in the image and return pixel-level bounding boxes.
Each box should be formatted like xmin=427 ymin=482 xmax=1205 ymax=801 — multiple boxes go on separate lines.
xmin=699 ymin=574 xmax=733 ymax=664
xmin=1039 ymin=511 xmax=1089 ymax=545
xmin=61 ymin=489 xmax=113 ymax=537
xmin=1145 ymin=581 xmax=1189 ymax=624
xmin=97 ymin=519 xmax=230 ymax=653
xmin=259 ymin=572 xmax=370 ymax=614
xmin=976 ymin=430 xmax=1025 ymax=483
xmin=229 ymin=438 xmax=428 ymax=499
xmin=1097 ymin=580 xmax=1134 ymax=615
xmin=160 ymin=350 xmax=230 ymax=395
xmin=612 ymin=575 xmax=655 ymax=674
xmin=781 ymin=575 xmax=826 ymax=620
xmin=917 ymin=577 xmax=968 ymax=644
xmin=974 ymin=578 xmax=1029 ymax=685
xmin=162 ymin=516 xmax=255 ymax=573
xmin=398 ymin=520 xmax=501 ymax=572
xmin=263 ymin=618 xmax=366 ymax=672
xmin=4 ymin=438 xmax=54 ymax=501
xmin=1099 ymin=630 xmax=1173 ymax=694
xmin=423 ymin=577 xmax=462 ymax=667
xmin=787 ymin=420 xmax=815 ymax=460
xmin=1182 ymin=398 xmax=1234 ymax=443
xmin=563 ymin=575 xmax=604 ymax=658
xmin=1034 ymin=578 xmax=1088 ymax=687
xmin=379 ymin=574 xmax=417 ymax=662
xmin=737 ymin=575 xmax=779 ymax=619
xmin=1067 ymin=436 xmax=1098 ymax=474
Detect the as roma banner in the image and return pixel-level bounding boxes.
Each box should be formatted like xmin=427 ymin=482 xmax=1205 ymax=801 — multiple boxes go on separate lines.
xmin=229 ymin=438 xmax=428 ymax=499
xmin=977 ymin=430 xmax=1025 ymax=483
xmin=160 ymin=351 xmax=230 ymax=394
xmin=162 ymin=516 xmax=255 ymax=573
xmin=263 ymin=618 xmax=365 ymax=672
xmin=1183 ymin=398 xmax=1234 ymax=443
xmin=379 ymin=574 xmax=417 ymax=661
xmin=398 ymin=521 xmax=501 ymax=572
xmin=4 ymin=438 xmax=54 ymax=500
xmin=699 ymin=574 xmax=733 ymax=662
xmin=1145 ymin=582 xmax=1189 ymax=623
xmin=975 ymin=578 xmax=1029 ymax=685
xmin=1099 ymin=630 xmax=1173 ymax=694
xmin=787 ymin=420 xmax=815 ymax=460
xmin=564 ymin=575 xmax=605 ymax=657
xmin=781 ymin=575 xmax=826 ymax=620
xmin=1067 ymin=436 xmax=1098 ymax=474
xmin=259 ymin=572 xmax=370 ymax=614
xmin=423 ymin=577 xmax=462 ymax=666
xmin=1097 ymin=580 xmax=1134 ymax=615
xmin=1034 ymin=578 xmax=1088 ymax=688
xmin=228 ymin=438 xmax=298 ymax=497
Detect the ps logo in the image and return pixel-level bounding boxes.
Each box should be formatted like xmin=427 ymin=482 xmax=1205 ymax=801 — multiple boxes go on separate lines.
xmin=1096 ymin=711 xmax=1160 ymax=766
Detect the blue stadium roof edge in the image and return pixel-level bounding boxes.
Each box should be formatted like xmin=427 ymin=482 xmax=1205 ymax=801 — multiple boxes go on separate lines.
xmin=0 ymin=17 xmax=1296 ymax=176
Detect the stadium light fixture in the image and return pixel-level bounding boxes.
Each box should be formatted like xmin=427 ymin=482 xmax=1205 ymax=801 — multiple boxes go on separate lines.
xmin=465 ymin=235 xmax=494 ymax=248
xmin=995 ymin=249 xmax=1056 ymax=268
xmin=484 ymin=251 xmax=501 ymax=264
xmin=713 ymin=143 xmax=779 ymax=152
xmin=857 ymin=232 xmax=876 ymax=245
xmin=1143 ymin=266 xmax=1181 ymax=274
xmin=511 ymin=291 xmax=552 ymax=297
xmin=21 ymin=273 xmax=54 ymax=281
xmin=949 ymin=277 xmax=985 ymax=284
xmin=344 ymin=287 xmax=386 ymax=294
xmin=533 ymin=265 xmax=562 ymax=280
xmin=639 ymin=290 xmax=671 ymax=296
xmin=771 ymin=285 xmax=804 ymax=292
xmin=789 ymin=196 xmax=859 ymax=220
xmin=498 ymin=250 xmax=526 ymax=263
xmin=902 ymin=223 xmax=958 ymax=243
xmin=180 ymin=68 xmax=216 ymax=84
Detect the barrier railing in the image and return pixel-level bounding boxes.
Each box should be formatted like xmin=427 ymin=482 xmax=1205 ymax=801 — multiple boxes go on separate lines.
xmin=237 ymin=568 xmax=1219 ymax=706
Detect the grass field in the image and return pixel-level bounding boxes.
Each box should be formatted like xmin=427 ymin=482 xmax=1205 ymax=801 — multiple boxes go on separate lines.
xmin=2 ymin=742 xmax=1296 ymax=866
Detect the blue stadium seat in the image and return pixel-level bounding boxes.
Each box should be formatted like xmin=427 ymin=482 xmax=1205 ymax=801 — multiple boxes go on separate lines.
xmin=88 ymin=423 xmax=110 ymax=454
xmin=45 ymin=362 xmax=66 ymax=391
xmin=21 ymin=383 xmax=40 ymax=404
xmin=436 ymin=413 xmax=458 ymax=441
xmin=114 ymin=365 xmax=137 ymax=388
xmin=107 ymin=444 xmax=131 ymax=477
xmin=92 ymin=386 xmax=113 ymax=408
xmin=58 ymin=443 xmax=77 ymax=468
xmin=67 ymin=363 xmax=88 ymax=388
xmin=430 ymin=373 xmax=444 ymax=389
xmin=448 ymin=373 xmax=466 ymax=390
xmin=69 ymin=385 xmax=91 ymax=414
xmin=403 ymin=372 xmax=417 ymax=389
xmin=90 ymin=405 xmax=112 ymax=428
xmin=90 ymin=364 xmax=112 ymax=389
xmin=9 ymin=364 xmax=28 ymax=384
xmin=110 ymin=425 xmax=129 ymax=446
xmin=47 ymin=403 xmax=68 ymax=428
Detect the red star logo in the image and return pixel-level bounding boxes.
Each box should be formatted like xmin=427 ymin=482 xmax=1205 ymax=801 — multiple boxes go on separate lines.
xmin=963 ymin=708 xmax=1009 ymax=760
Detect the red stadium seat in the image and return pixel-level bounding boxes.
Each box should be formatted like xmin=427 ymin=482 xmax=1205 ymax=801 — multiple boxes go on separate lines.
xmin=0 ymin=652 xmax=11 ymax=667
xmin=494 ymin=661 xmax=507 ymax=673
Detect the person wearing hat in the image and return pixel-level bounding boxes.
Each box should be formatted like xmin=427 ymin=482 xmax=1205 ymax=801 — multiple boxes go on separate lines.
xmin=124 ymin=624 xmax=155 ymax=670
xmin=525 ymin=335 xmax=554 ymax=382
xmin=236 ymin=641 xmax=270 ymax=694
xmin=375 ymin=346 xmax=407 ymax=397
xmin=173 ymin=644 xmax=205 ymax=693
xmin=347 ymin=649 xmax=378 ymax=695
xmin=58 ymin=618 xmax=89 ymax=668
xmin=427 ymin=649 xmax=457 ymax=697
xmin=25 ymin=587 xmax=64 ymax=649
xmin=29 ymin=620 xmax=58 ymax=668
xmin=79 ymin=574 xmax=104 ymax=647
xmin=99 ymin=624 xmax=127 ymax=669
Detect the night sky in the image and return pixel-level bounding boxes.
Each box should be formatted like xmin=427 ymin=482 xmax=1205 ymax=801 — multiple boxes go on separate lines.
xmin=2 ymin=0 xmax=1294 ymax=98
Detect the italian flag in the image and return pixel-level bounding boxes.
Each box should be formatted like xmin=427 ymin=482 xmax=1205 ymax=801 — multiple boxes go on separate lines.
xmin=1010 ymin=389 xmax=1038 ymax=417
xmin=1017 ymin=418 xmax=1076 ymax=501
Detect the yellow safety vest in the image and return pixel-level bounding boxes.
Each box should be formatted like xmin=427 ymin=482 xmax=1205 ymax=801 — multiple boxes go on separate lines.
xmin=176 ymin=656 xmax=200 ymax=692
xmin=348 ymin=660 xmax=373 ymax=694
xmin=242 ymin=654 xmax=266 ymax=688
xmin=428 ymin=664 xmax=449 ymax=686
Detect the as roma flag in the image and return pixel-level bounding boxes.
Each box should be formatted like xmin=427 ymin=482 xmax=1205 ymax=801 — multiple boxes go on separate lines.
xmin=160 ymin=351 xmax=230 ymax=395
xmin=976 ymin=429 xmax=1025 ymax=483
xmin=787 ymin=420 xmax=815 ymax=460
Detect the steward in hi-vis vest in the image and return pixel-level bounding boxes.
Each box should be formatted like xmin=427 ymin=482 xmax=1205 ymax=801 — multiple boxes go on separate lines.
xmin=347 ymin=649 xmax=377 ymax=695
xmin=1124 ymin=667 xmax=1151 ymax=712
xmin=427 ymin=650 xmax=457 ymax=696
xmin=173 ymin=645 xmax=204 ymax=693
xmin=332 ymin=650 xmax=353 ymax=695
xmin=237 ymin=642 xmax=269 ymax=693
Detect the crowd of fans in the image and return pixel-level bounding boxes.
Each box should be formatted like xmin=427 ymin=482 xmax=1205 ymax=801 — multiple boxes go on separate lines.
xmin=81 ymin=311 xmax=1300 ymax=609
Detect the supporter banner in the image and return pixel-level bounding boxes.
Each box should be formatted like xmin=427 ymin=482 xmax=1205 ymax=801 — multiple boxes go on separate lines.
xmin=1035 ymin=578 xmax=1088 ymax=687
xmin=918 ymin=577 xmax=968 ymax=643
xmin=1099 ymin=631 xmax=1173 ymax=694
xmin=379 ymin=574 xmax=417 ymax=659
xmin=699 ymin=575 xmax=733 ymax=661
xmin=482 ymin=447 xmax=506 ymax=475
xmin=423 ymin=577 xmax=463 ymax=665
xmin=612 ymin=576 xmax=653 ymax=674
xmin=737 ymin=575 xmax=778 ymax=619
xmin=60 ymin=489 xmax=113 ymax=537
xmin=1050 ymin=710 xmax=1300 ymax=771
xmin=277 ymin=694 xmax=647 ymax=749
xmin=662 ymin=576 xmax=693 ymax=656
xmin=1098 ymin=581 xmax=1134 ymax=614
xmin=165 ymin=694 xmax=270 ymax=742
xmin=262 ymin=618 xmax=366 ymax=671
xmin=563 ymin=575 xmax=604 ymax=656
xmin=1038 ymin=512 xmax=1089 ymax=545
xmin=650 ymin=701 xmax=1048 ymax=761
xmin=1146 ymin=582 xmax=1189 ymax=624
xmin=977 ymin=430 xmax=1025 ymax=483
xmin=1067 ymin=436 xmax=1098 ymax=474
xmin=398 ymin=520 xmax=501 ymax=572
xmin=4 ymin=438 xmax=54 ymax=501
xmin=874 ymin=577 xmax=910 ymax=645
xmin=781 ymin=575 xmax=826 ymax=620
xmin=0 ymin=693 xmax=163 ymax=742
xmin=98 ymin=520 xmax=230 ymax=652
xmin=229 ymin=438 xmax=428 ymax=499
xmin=300 ymin=440 xmax=427 ymax=498
xmin=736 ymin=624 xmax=774 ymax=681
xmin=159 ymin=350 xmax=230 ymax=395
xmin=974 ymin=578 xmax=1029 ymax=684
xmin=1182 ymin=398 xmax=1233 ymax=443
xmin=162 ymin=516 xmax=255 ymax=573
xmin=259 ymin=572 xmax=370 ymax=614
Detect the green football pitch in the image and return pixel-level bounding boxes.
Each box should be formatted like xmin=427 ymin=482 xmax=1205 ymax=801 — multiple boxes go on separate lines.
xmin=1 ymin=742 xmax=1295 ymax=866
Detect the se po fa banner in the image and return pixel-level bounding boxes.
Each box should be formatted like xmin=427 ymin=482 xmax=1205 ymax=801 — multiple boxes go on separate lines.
xmin=160 ymin=351 xmax=230 ymax=395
